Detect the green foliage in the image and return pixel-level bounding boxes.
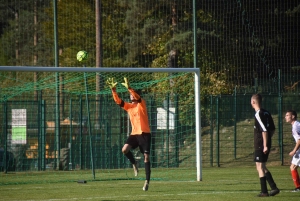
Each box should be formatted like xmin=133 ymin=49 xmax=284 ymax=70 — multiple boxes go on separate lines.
xmin=201 ymin=71 xmax=233 ymax=95
xmin=41 ymin=0 xmax=128 ymax=67
xmin=0 ymin=0 xmax=300 ymax=96
xmin=123 ymin=1 xmax=193 ymax=67
xmin=0 ymin=39 xmax=9 ymax=66
xmin=42 ymin=0 xmax=96 ymax=67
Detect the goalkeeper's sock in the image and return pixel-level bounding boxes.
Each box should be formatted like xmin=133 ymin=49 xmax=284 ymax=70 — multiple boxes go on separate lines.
xmin=145 ymin=162 xmax=151 ymax=183
xmin=125 ymin=151 xmax=135 ymax=164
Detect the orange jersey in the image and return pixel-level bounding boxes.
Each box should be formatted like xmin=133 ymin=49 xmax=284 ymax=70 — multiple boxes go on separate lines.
xmin=112 ymin=88 xmax=151 ymax=135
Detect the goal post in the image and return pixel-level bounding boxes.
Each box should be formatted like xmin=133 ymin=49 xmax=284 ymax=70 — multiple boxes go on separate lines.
xmin=0 ymin=66 xmax=202 ymax=182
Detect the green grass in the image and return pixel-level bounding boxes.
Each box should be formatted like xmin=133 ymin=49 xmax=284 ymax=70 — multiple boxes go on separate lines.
xmin=1 ymin=166 xmax=299 ymax=201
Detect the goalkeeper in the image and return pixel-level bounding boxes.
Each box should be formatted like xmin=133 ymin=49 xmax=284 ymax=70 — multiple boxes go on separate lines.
xmin=106 ymin=77 xmax=151 ymax=191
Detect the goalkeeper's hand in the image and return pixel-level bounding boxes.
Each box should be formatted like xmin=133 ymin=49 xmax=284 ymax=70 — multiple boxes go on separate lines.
xmin=106 ymin=78 xmax=118 ymax=89
xmin=121 ymin=77 xmax=130 ymax=89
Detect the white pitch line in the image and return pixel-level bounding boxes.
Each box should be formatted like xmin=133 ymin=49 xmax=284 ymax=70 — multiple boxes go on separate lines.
xmin=7 ymin=190 xmax=272 ymax=201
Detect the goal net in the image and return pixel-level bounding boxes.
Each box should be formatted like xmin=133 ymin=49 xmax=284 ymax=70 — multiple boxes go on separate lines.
xmin=0 ymin=66 xmax=201 ymax=184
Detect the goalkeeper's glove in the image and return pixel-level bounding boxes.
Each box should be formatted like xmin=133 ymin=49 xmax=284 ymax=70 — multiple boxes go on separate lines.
xmin=106 ymin=78 xmax=118 ymax=89
xmin=121 ymin=77 xmax=130 ymax=89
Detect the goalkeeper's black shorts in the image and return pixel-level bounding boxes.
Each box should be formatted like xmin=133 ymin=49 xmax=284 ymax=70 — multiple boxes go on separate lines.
xmin=126 ymin=133 xmax=151 ymax=154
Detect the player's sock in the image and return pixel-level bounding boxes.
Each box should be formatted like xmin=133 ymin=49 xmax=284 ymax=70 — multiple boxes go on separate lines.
xmin=260 ymin=176 xmax=268 ymax=193
xmin=265 ymin=171 xmax=278 ymax=189
xmin=125 ymin=151 xmax=135 ymax=164
xmin=145 ymin=161 xmax=151 ymax=183
xmin=291 ymin=169 xmax=300 ymax=188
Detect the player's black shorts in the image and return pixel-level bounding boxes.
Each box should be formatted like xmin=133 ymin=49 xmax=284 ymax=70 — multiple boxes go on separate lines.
xmin=254 ymin=150 xmax=270 ymax=162
xmin=126 ymin=133 xmax=151 ymax=154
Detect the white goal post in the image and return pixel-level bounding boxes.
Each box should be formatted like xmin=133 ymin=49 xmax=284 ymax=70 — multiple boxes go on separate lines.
xmin=0 ymin=66 xmax=202 ymax=181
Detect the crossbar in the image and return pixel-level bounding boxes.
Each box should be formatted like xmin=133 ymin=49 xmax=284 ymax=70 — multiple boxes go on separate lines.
xmin=0 ymin=66 xmax=199 ymax=73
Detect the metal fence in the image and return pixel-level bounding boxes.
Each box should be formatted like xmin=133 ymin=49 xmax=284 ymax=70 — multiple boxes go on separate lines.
xmin=0 ymin=93 xmax=189 ymax=172
xmin=202 ymin=93 xmax=300 ymax=167
xmin=1 ymin=92 xmax=299 ymax=173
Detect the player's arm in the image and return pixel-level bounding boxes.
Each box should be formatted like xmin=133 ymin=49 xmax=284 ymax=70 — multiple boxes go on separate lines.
xmin=106 ymin=78 xmax=125 ymax=107
xmin=112 ymin=90 xmax=124 ymax=106
xmin=257 ymin=112 xmax=269 ymax=153
xmin=289 ymin=139 xmax=300 ymax=156
xmin=262 ymin=131 xmax=268 ymax=153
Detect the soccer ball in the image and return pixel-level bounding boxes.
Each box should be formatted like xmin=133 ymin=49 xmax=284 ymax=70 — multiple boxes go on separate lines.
xmin=76 ymin=50 xmax=88 ymax=61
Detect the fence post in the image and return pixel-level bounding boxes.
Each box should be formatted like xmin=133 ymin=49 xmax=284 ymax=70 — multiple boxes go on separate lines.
xmin=234 ymin=87 xmax=237 ymax=159
xmin=39 ymin=96 xmax=46 ymax=171
xmin=38 ymin=95 xmax=41 ymax=170
xmin=174 ymin=94 xmax=179 ymax=167
xmin=278 ymin=95 xmax=283 ymax=165
xmin=69 ymin=98 xmax=72 ymax=170
xmin=79 ymin=94 xmax=83 ymax=169
xmin=210 ymin=95 xmax=213 ymax=167
xmin=104 ymin=120 xmax=111 ymax=168
xmin=216 ymin=96 xmax=220 ymax=167
xmin=278 ymin=69 xmax=283 ymax=165
xmin=166 ymin=93 xmax=170 ymax=168
xmin=3 ymin=98 xmax=7 ymax=173
xmin=150 ymin=95 xmax=157 ymax=168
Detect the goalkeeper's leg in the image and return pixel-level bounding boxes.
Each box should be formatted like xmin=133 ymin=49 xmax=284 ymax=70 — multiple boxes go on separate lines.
xmin=143 ymin=153 xmax=151 ymax=191
xmin=122 ymin=143 xmax=138 ymax=176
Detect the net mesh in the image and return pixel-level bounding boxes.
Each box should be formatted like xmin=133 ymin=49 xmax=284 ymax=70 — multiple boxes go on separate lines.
xmin=0 ymin=70 xmax=193 ymax=100
xmin=0 ymin=70 xmax=198 ymax=185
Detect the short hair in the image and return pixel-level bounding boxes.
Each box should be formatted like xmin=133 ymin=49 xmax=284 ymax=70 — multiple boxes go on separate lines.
xmin=287 ymin=109 xmax=297 ymax=120
xmin=133 ymin=89 xmax=142 ymax=96
xmin=251 ymin=93 xmax=262 ymax=105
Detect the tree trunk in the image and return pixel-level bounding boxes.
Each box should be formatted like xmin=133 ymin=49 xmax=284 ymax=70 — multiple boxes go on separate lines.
xmin=34 ymin=0 xmax=38 ymax=101
xmin=95 ymin=0 xmax=102 ymax=129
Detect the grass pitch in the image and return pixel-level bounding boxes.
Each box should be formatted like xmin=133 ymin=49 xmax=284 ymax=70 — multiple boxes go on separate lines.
xmin=1 ymin=166 xmax=299 ymax=201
